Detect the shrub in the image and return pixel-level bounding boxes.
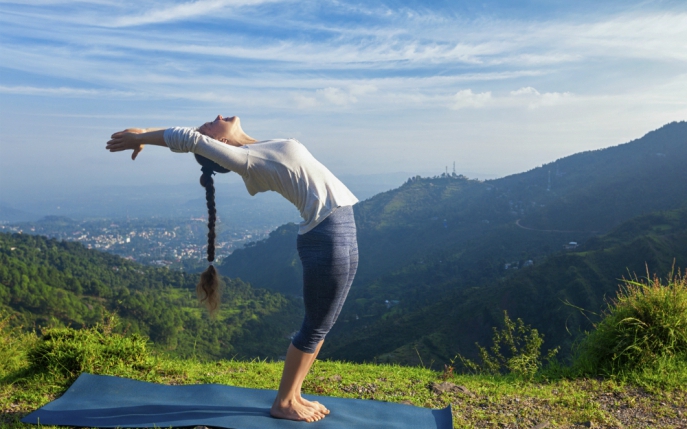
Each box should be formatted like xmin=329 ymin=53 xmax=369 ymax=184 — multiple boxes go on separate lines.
xmin=454 ymin=310 xmax=559 ymax=379
xmin=27 ymin=314 xmax=154 ymax=377
xmin=574 ymin=271 xmax=687 ymax=375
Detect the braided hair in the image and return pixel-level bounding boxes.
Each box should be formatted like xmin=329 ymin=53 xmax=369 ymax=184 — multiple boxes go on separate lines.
xmin=194 ymin=154 xmax=230 ymax=316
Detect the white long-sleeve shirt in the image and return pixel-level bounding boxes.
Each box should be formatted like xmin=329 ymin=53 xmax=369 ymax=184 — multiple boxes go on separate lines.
xmin=164 ymin=127 xmax=358 ymax=234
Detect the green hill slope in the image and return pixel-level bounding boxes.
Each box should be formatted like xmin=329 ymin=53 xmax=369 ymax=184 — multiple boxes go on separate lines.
xmin=221 ymin=122 xmax=687 ymax=295
xmin=0 ymin=232 xmax=303 ymax=360
xmin=322 ymin=208 xmax=687 ymax=366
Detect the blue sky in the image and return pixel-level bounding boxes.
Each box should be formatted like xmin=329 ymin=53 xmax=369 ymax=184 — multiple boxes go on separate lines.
xmin=1 ymin=0 xmax=686 ymax=206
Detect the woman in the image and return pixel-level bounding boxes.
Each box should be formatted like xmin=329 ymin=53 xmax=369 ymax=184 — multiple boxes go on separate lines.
xmin=106 ymin=115 xmax=358 ymax=423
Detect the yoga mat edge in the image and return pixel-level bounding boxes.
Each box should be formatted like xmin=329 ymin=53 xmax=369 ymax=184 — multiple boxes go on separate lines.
xmin=22 ymin=373 xmax=453 ymax=429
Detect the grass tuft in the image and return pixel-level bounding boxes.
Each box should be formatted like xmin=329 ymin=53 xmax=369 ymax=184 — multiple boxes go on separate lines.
xmin=0 ymin=313 xmax=37 ymax=378
xmin=573 ymin=271 xmax=687 ymax=377
xmin=26 ymin=314 xmax=154 ymax=378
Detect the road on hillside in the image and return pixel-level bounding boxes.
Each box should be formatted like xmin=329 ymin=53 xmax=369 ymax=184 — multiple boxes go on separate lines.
xmin=515 ymin=219 xmax=599 ymax=234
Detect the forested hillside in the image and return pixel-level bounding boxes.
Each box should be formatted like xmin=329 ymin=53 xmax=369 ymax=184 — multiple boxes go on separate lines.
xmin=219 ymin=121 xmax=687 ymax=366
xmin=322 ymin=207 xmax=687 ymax=366
xmin=0 ymin=233 xmax=303 ymax=360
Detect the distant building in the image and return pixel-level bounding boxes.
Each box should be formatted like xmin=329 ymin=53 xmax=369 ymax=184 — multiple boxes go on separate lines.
xmin=564 ymin=242 xmax=579 ymax=250
xmin=385 ymin=300 xmax=400 ymax=309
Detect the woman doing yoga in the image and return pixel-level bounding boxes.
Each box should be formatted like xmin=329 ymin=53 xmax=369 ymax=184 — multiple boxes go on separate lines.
xmin=106 ymin=115 xmax=358 ymax=423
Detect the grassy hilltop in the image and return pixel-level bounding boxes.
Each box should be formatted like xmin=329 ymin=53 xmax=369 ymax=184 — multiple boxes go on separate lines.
xmin=2 ymin=270 xmax=686 ymax=428
xmin=1 ymin=122 xmax=687 ymax=427
xmin=1 ymin=228 xmax=686 ymax=428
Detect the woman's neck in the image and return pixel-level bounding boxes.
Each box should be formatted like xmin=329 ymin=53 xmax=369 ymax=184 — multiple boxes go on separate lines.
xmin=201 ymin=129 xmax=257 ymax=147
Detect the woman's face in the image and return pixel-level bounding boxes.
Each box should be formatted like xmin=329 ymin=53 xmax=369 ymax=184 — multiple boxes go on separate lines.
xmin=198 ymin=115 xmax=238 ymax=141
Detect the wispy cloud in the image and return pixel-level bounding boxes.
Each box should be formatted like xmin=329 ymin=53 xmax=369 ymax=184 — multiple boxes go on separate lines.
xmin=2 ymin=3 xmax=687 ymax=76
xmin=109 ymin=0 xmax=286 ymax=27
xmin=1 ymin=0 xmax=686 ymax=188
xmin=0 ymin=85 xmax=137 ymax=97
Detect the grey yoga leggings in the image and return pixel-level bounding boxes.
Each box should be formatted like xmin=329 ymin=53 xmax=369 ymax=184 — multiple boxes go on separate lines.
xmin=292 ymin=205 xmax=358 ymax=353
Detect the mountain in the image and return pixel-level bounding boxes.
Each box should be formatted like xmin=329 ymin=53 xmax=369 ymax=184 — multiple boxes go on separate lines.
xmin=218 ymin=121 xmax=687 ymax=364
xmin=321 ymin=207 xmax=687 ymax=366
xmin=222 ymin=122 xmax=687 ymax=293
xmin=0 ymin=203 xmax=39 ymax=223
xmin=0 ymin=232 xmax=303 ymax=360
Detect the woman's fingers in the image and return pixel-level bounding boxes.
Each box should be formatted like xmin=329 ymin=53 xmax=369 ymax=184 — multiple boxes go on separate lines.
xmin=106 ymin=137 xmax=124 ymax=151
xmin=107 ymin=129 xmax=145 ymax=159
xmin=106 ymin=133 xmax=138 ymax=152
xmin=131 ymin=145 xmax=144 ymax=160
xmin=111 ymin=128 xmax=143 ymax=138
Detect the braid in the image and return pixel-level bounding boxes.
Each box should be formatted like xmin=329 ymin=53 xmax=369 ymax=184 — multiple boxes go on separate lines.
xmin=197 ymin=166 xmax=221 ymax=316
xmin=203 ymin=167 xmax=217 ymax=263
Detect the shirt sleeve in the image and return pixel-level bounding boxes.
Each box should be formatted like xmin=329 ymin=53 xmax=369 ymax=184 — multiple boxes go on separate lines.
xmin=163 ymin=127 xmax=249 ymax=176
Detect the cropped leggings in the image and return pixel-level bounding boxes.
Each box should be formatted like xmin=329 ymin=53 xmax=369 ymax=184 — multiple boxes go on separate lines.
xmin=291 ymin=205 xmax=358 ymax=353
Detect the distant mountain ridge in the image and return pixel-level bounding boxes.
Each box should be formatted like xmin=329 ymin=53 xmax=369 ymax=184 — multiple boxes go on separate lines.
xmin=0 ymin=204 xmax=39 ymax=223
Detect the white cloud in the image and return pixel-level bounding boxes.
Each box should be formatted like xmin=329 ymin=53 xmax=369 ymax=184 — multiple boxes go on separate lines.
xmin=451 ymin=89 xmax=492 ymax=109
xmin=292 ymin=93 xmax=318 ymax=109
xmin=510 ymin=87 xmax=540 ymax=96
xmin=349 ymin=84 xmax=378 ymax=97
xmin=510 ymin=86 xmax=573 ymax=109
xmin=287 ymin=84 xmax=378 ymax=109
xmin=448 ymin=87 xmax=575 ymax=111
xmin=317 ymin=87 xmax=357 ymax=106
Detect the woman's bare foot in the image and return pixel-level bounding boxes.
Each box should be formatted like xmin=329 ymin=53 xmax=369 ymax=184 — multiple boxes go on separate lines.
xmin=298 ymin=396 xmax=330 ymax=415
xmin=270 ymin=397 xmax=327 ymax=422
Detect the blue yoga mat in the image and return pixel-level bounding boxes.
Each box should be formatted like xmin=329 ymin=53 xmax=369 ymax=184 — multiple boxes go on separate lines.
xmin=22 ymin=373 xmax=453 ymax=428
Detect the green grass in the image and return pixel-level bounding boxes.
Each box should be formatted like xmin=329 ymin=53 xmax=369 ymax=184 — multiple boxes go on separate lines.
xmin=2 ymin=273 xmax=687 ymax=428
xmin=573 ymin=271 xmax=687 ymax=379
xmin=2 ymin=322 xmax=686 ymax=428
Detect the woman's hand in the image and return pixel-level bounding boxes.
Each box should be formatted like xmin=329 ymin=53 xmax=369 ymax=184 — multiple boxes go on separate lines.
xmin=107 ymin=128 xmax=146 ymax=160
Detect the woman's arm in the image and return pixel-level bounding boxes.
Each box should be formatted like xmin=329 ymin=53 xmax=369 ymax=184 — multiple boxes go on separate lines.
xmin=106 ymin=128 xmax=167 ymax=160
xmin=164 ymin=127 xmax=250 ymax=175
xmin=107 ymin=127 xmax=249 ymax=175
